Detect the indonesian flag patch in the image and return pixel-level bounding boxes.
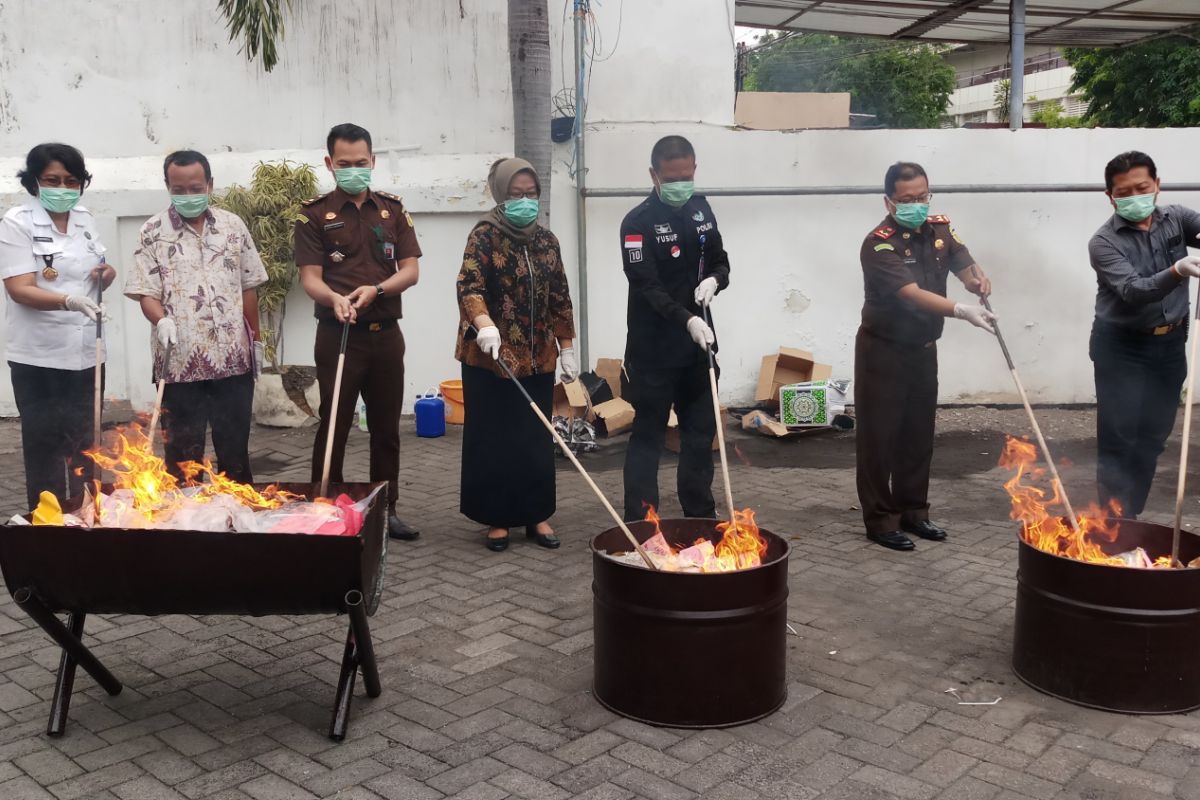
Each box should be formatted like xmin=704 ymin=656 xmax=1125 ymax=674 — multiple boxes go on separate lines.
xmin=624 ymin=234 xmax=643 ymax=249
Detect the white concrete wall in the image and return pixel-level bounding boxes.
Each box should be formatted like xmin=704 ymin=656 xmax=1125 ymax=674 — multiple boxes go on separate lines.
xmin=1 ymin=0 xmax=1196 ymax=415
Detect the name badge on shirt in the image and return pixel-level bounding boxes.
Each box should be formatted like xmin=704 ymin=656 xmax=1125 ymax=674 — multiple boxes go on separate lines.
xmin=323 ymin=221 xmax=345 ymax=231
xmin=33 ymin=236 xmax=53 ymax=243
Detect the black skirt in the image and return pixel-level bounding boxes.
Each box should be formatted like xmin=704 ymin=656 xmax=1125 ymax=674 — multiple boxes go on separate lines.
xmin=459 ymin=363 xmax=556 ymax=527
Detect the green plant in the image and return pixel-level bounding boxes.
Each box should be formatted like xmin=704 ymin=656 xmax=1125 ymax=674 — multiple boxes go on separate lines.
xmin=1028 ymin=97 xmax=1088 ymax=128
xmin=212 ymin=160 xmax=318 ymax=368
xmin=993 ymin=79 xmax=1011 ymax=123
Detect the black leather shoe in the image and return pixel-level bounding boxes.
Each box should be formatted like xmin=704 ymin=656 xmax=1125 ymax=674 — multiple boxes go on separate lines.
xmin=388 ymin=515 xmax=420 ymax=541
xmin=525 ymin=525 xmax=561 ymax=549
xmin=902 ymin=520 xmax=947 ymax=541
xmin=486 ymin=533 xmax=510 ymax=552
xmin=867 ymin=530 xmax=916 ymax=551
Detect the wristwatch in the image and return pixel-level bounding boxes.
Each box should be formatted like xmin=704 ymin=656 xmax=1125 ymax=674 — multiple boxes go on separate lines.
xmin=375 ymin=284 xmax=385 ymax=298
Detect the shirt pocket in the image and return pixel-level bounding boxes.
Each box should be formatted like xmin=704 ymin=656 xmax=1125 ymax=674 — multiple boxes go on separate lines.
xmin=30 ymin=240 xmax=67 ymax=285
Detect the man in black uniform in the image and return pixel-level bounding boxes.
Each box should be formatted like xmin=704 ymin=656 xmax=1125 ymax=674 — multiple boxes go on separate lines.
xmin=296 ymin=123 xmax=422 ymax=540
xmin=620 ymin=135 xmax=731 ymax=521
xmin=1088 ymin=151 xmax=1200 ymax=518
xmin=856 ymin=161 xmax=996 ymax=551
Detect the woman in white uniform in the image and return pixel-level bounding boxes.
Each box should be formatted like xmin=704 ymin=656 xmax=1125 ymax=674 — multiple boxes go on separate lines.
xmin=0 ymin=143 xmax=116 ymax=511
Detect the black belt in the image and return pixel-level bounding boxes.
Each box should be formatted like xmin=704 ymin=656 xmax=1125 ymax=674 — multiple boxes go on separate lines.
xmin=1144 ymin=319 xmax=1186 ymax=336
xmin=320 ymin=318 xmax=396 ymax=333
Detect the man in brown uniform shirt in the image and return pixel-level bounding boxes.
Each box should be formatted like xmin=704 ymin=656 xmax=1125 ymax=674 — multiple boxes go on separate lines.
xmin=296 ymin=123 xmax=422 ymax=540
xmin=856 ymin=161 xmax=996 ymax=551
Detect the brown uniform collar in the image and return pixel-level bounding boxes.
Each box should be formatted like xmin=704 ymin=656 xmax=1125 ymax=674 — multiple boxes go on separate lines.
xmin=330 ymin=186 xmax=383 ymax=211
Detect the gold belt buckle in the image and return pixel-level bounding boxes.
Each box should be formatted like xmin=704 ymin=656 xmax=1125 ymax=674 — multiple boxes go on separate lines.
xmin=1153 ymin=324 xmax=1171 ymax=335
xmin=368 ymin=322 xmax=383 ymax=332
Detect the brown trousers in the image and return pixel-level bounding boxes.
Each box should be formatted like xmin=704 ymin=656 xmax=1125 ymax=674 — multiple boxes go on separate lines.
xmin=854 ymin=328 xmax=938 ymax=534
xmin=311 ymin=321 xmax=405 ymax=510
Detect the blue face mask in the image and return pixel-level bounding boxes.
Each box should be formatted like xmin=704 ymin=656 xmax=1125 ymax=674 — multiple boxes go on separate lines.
xmin=503 ymin=198 xmax=539 ymax=227
xmin=891 ymin=202 xmax=929 ymax=230
xmin=1114 ymin=192 xmax=1156 ymax=222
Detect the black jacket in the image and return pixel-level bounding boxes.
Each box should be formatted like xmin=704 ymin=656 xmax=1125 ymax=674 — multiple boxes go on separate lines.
xmin=620 ymin=191 xmax=731 ymax=369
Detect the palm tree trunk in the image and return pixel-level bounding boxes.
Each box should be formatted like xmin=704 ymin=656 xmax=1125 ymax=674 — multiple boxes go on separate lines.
xmin=507 ymin=0 xmax=552 ymax=223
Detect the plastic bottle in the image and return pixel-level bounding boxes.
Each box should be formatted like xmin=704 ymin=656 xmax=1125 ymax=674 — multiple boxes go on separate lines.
xmin=356 ymin=397 xmax=368 ymax=432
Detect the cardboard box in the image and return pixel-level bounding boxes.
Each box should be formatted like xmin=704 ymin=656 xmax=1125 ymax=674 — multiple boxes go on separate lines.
xmin=755 ymin=347 xmax=833 ymax=409
xmin=742 ymin=409 xmax=791 ymax=438
xmin=735 ymin=91 xmax=851 ymax=130
xmin=594 ymin=358 xmax=625 ymax=399
xmin=593 ymin=397 xmax=635 ymax=437
xmin=552 ymin=379 xmax=593 ymax=420
xmin=665 ymin=407 xmax=723 ymax=453
xmin=780 ymin=380 xmax=850 ymax=427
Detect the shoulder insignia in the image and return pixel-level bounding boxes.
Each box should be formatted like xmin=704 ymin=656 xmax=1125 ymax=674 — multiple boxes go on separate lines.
xmin=299 ymin=195 xmax=324 ymax=207
xmin=873 ymin=243 xmax=895 ymax=252
xmin=929 ymin=214 xmax=951 ymax=225
xmin=377 ymin=191 xmax=402 ymax=202
xmin=951 ymin=227 xmax=964 ymax=244
xmin=404 ymin=210 xmax=415 ymax=227
xmin=872 ymin=226 xmax=895 ymax=240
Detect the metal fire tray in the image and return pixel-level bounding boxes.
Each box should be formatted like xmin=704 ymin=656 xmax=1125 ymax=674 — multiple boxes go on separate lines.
xmin=0 ymin=481 xmax=388 ymax=741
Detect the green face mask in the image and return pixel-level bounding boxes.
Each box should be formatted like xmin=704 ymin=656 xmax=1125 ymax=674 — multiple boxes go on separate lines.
xmin=657 ymin=180 xmax=695 ymax=208
xmin=1114 ymin=192 xmax=1156 ymax=222
xmin=171 ymin=193 xmax=210 ymax=219
xmin=334 ymin=167 xmax=372 ymax=194
xmin=39 ymin=187 xmax=81 ymax=214
xmin=503 ymin=198 xmax=539 ymax=227
xmin=891 ymin=201 xmax=929 ymax=230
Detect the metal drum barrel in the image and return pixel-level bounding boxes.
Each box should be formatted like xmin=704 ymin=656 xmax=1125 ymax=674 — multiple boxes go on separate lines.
xmin=591 ymin=518 xmax=789 ymax=728
xmin=1013 ymin=519 xmax=1200 ymax=714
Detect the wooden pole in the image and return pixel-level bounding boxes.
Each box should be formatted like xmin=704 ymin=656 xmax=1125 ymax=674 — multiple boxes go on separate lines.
xmin=1171 ymin=282 xmax=1200 ymax=567
xmin=703 ymin=307 xmax=737 ymax=528
xmin=92 ymin=269 xmax=104 ymax=521
xmin=319 ymin=321 xmax=351 ymax=498
xmin=491 ymin=353 xmax=658 ymax=570
xmin=982 ymin=296 xmax=1081 ymax=534
xmin=147 ymin=344 xmax=172 ymax=444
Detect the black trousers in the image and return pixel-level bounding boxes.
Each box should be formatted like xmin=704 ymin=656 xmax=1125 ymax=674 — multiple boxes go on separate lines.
xmin=162 ymin=371 xmax=256 ymax=484
xmin=1090 ymin=321 xmax=1187 ymax=518
xmin=311 ymin=321 xmax=405 ymax=511
xmin=622 ymin=360 xmax=716 ymax=521
xmin=9 ymin=361 xmax=101 ymax=512
xmin=854 ymin=329 xmax=938 ymax=534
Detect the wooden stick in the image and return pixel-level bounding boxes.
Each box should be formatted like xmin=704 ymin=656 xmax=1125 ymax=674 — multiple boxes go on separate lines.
xmin=492 ymin=354 xmax=658 ymax=570
xmin=92 ymin=269 xmax=104 ymax=522
xmin=1171 ymin=283 xmax=1200 ymax=567
xmin=983 ymin=296 xmax=1081 ymax=534
xmin=147 ymin=344 xmax=172 ymax=444
xmin=319 ymin=321 xmax=352 ymax=498
xmin=703 ymin=307 xmax=737 ymax=527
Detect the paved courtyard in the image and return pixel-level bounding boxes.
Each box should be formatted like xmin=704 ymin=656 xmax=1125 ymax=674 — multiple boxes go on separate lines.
xmin=1 ymin=407 xmax=1200 ymax=800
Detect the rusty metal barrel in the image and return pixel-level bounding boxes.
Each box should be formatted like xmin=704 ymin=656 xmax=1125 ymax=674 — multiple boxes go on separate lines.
xmin=591 ymin=518 xmax=790 ymax=728
xmin=1013 ymin=519 xmax=1200 ymax=714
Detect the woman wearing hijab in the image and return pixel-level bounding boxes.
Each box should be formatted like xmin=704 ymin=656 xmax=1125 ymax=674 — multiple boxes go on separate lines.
xmin=0 ymin=143 xmax=114 ymax=511
xmin=455 ymin=158 xmax=578 ymax=551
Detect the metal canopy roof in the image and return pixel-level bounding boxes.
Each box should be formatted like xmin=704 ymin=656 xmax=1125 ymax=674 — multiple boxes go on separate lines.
xmin=735 ymin=0 xmax=1200 ymax=46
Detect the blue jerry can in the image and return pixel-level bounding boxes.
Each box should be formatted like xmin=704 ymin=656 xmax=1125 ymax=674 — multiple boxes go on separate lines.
xmin=415 ymin=392 xmax=446 ymax=438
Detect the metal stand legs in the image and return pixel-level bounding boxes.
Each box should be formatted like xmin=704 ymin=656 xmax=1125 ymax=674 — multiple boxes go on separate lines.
xmin=328 ymin=590 xmax=382 ymax=741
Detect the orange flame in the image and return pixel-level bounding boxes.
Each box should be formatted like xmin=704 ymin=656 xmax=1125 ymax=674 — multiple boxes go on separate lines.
xmin=999 ymin=435 xmax=1173 ymax=568
xmin=84 ymin=425 xmax=299 ymax=525
xmin=639 ymin=504 xmax=768 ymax=572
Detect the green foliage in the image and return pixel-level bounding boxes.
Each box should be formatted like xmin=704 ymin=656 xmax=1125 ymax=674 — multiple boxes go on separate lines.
xmin=744 ymin=33 xmax=956 ymax=128
xmin=993 ymin=79 xmax=1011 ymax=123
xmin=217 ymin=0 xmax=294 ymax=72
xmin=1065 ymin=37 xmax=1200 ymax=127
xmin=212 ymin=160 xmax=318 ymax=367
xmin=1028 ymin=98 xmax=1087 ymax=128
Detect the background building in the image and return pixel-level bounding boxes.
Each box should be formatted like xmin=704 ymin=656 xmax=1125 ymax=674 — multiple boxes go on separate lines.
xmin=944 ymin=44 xmax=1086 ymax=126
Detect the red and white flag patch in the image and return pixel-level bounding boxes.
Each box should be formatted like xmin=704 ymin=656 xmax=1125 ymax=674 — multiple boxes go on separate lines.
xmin=624 ymin=235 xmax=643 ymax=249
xmin=670 ymin=245 xmax=681 ymax=258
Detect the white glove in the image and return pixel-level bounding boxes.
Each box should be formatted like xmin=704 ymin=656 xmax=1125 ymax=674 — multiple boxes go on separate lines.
xmin=559 ymin=346 xmax=580 ymax=382
xmin=156 ymin=317 xmax=178 ymax=348
xmin=63 ymin=295 xmax=102 ymax=322
xmin=253 ymin=340 xmax=265 ymax=380
xmin=686 ymin=316 xmax=715 ymax=349
xmin=694 ymin=276 xmax=719 ymax=308
xmin=953 ymin=302 xmax=997 ymax=335
xmin=475 ymin=325 xmax=501 ymax=359
xmin=1174 ymin=255 xmax=1200 ymax=278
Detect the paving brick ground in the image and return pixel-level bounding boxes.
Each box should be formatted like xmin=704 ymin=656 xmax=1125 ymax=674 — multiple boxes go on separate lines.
xmin=2 ymin=407 xmax=1200 ymax=799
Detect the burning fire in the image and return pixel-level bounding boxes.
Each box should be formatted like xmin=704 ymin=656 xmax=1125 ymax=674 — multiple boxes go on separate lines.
xmin=999 ymin=435 xmax=1176 ymax=568
xmin=638 ymin=505 xmax=768 ymax=573
xmin=84 ymin=426 xmax=299 ymax=526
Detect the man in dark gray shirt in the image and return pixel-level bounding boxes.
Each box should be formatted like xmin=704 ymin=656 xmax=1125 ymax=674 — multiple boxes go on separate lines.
xmin=1088 ymin=150 xmax=1200 ymax=519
